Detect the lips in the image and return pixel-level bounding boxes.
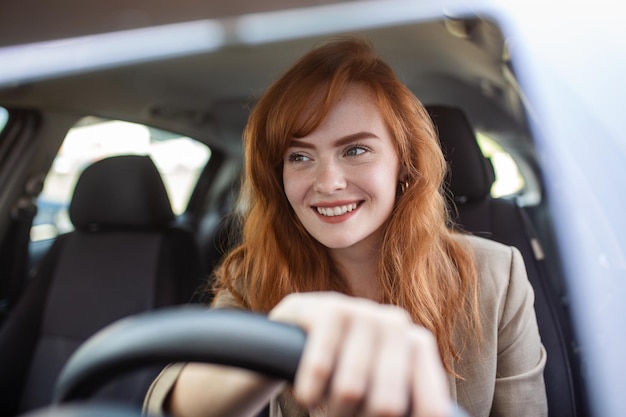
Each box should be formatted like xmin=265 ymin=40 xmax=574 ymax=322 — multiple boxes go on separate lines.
xmin=315 ymin=202 xmax=358 ymax=217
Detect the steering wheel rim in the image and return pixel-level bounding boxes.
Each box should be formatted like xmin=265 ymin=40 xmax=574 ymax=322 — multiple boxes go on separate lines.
xmin=54 ymin=307 xmax=306 ymax=403
xmin=53 ymin=306 xmax=469 ymax=417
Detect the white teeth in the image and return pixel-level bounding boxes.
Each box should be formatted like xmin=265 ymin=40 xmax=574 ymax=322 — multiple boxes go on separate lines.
xmin=316 ymin=203 xmax=357 ymax=217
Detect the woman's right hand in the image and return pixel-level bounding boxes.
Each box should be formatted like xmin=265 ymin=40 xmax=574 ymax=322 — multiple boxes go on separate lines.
xmin=269 ymin=292 xmax=452 ymax=417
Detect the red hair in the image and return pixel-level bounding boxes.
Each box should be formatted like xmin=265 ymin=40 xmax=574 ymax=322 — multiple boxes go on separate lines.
xmin=213 ymin=36 xmax=480 ymax=375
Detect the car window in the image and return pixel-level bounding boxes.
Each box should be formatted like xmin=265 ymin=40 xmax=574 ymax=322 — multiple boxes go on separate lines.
xmin=31 ymin=117 xmax=211 ymax=241
xmin=476 ymin=133 xmax=524 ymax=198
xmin=0 ymin=107 xmax=7 ymax=131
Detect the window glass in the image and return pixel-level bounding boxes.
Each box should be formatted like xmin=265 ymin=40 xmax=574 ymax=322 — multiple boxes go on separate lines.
xmin=31 ymin=117 xmax=211 ymax=241
xmin=476 ymin=133 xmax=525 ymax=197
xmin=0 ymin=107 xmax=8 ymax=131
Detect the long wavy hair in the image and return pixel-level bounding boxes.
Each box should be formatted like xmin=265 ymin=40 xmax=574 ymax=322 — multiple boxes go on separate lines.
xmin=213 ymin=36 xmax=481 ymax=375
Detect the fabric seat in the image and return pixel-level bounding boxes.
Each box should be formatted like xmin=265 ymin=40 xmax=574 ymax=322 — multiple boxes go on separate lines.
xmin=0 ymin=155 xmax=203 ymax=415
xmin=427 ymin=105 xmax=587 ymax=417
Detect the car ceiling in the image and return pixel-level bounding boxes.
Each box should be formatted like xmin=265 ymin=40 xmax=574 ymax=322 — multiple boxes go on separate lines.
xmin=0 ymin=0 xmax=357 ymax=47
xmin=0 ymin=0 xmax=532 ymax=157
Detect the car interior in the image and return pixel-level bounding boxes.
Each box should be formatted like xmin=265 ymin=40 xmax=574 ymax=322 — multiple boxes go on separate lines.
xmin=0 ymin=1 xmax=591 ymax=416
xmin=0 ymin=154 xmax=203 ymax=413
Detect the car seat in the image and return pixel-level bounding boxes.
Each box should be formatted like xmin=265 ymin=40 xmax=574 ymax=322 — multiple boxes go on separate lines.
xmin=0 ymin=154 xmax=203 ymax=415
xmin=427 ymin=105 xmax=587 ymax=417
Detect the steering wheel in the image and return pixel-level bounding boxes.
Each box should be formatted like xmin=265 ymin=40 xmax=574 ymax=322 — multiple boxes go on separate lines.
xmin=54 ymin=307 xmax=304 ymax=402
xmin=25 ymin=307 xmax=468 ymax=416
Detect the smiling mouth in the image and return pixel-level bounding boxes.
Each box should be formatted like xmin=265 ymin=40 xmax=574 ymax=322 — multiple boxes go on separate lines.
xmin=315 ymin=202 xmax=358 ymax=217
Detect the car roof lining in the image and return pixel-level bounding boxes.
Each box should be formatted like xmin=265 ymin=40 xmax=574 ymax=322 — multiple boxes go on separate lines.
xmin=0 ymin=17 xmax=530 ymax=152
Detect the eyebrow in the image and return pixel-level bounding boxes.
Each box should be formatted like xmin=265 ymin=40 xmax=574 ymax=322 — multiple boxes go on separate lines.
xmin=288 ymin=131 xmax=380 ymax=149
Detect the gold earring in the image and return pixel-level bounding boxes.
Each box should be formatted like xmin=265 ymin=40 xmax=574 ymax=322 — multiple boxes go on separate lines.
xmin=397 ymin=180 xmax=410 ymax=196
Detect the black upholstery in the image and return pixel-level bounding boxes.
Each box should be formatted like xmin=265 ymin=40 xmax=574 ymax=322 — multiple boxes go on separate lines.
xmin=427 ymin=105 xmax=586 ymax=417
xmin=0 ymin=155 xmax=203 ymax=415
xmin=69 ymin=155 xmax=175 ymax=229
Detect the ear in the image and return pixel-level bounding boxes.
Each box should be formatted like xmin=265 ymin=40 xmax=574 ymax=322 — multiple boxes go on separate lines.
xmin=398 ymin=164 xmax=409 ymax=182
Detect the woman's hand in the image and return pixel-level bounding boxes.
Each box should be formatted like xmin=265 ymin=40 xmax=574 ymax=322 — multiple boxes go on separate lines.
xmin=269 ymin=292 xmax=452 ymax=417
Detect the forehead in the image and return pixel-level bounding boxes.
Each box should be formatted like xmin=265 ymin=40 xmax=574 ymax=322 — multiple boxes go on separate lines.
xmin=297 ymin=83 xmax=388 ymax=140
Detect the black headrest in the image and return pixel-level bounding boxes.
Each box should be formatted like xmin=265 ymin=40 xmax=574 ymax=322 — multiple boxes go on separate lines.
xmin=427 ymin=105 xmax=495 ymax=203
xmin=69 ymin=155 xmax=174 ymax=230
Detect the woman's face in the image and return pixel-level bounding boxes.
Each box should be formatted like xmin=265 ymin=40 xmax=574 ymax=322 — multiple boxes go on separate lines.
xmin=283 ymin=83 xmax=404 ymax=253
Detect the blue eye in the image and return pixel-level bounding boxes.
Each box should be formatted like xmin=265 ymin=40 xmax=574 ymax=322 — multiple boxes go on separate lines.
xmin=288 ymin=152 xmax=310 ymax=162
xmin=344 ymin=144 xmax=369 ymax=157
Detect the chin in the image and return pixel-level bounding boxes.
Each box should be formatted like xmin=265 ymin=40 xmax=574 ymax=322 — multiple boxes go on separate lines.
xmin=318 ymin=237 xmax=364 ymax=250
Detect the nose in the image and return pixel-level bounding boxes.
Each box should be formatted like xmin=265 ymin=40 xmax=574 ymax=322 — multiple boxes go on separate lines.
xmin=313 ymin=158 xmax=347 ymax=194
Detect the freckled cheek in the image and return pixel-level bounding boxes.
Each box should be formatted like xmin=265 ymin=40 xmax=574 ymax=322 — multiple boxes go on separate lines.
xmin=360 ymin=165 xmax=398 ymax=193
xmin=282 ymin=172 xmax=308 ymax=210
xmin=360 ymin=175 xmax=399 ymax=213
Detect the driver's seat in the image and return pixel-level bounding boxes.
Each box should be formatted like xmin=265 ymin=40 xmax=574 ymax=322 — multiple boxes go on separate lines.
xmin=428 ymin=105 xmax=587 ymax=417
xmin=0 ymin=155 xmax=202 ymax=415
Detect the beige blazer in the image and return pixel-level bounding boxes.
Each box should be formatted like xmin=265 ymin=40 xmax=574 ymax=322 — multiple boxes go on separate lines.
xmin=143 ymin=235 xmax=547 ymax=417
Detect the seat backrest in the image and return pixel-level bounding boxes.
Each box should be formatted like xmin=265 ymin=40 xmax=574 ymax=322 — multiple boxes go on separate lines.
xmin=0 ymin=155 xmax=202 ymax=415
xmin=427 ymin=105 xmax=587 ymax=417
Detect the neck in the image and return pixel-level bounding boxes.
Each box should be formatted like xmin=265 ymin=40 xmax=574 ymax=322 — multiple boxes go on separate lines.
xmin=330 ymin=244 xmax=381 ymax=301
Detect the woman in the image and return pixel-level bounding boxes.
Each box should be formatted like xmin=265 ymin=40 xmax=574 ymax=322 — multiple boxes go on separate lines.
xmin=144 ymin=36 xmax=546 ymax=417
